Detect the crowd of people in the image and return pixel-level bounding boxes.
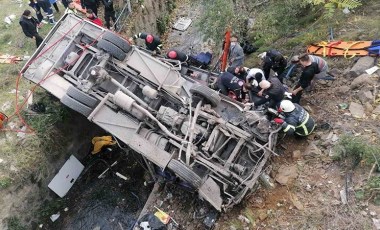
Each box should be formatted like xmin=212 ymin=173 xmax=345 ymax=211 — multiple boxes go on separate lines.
xmin=164 ymin=35 xmax=323 ymax=138
xmin=20 ymin=0 xmax=118 ymax=48
xmin=18 ymin=2 xmax=322 ymax=138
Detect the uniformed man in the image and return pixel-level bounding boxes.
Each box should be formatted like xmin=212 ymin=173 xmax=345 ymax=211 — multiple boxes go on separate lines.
xmin=132 ymin=32 xmax=163 ymax=54
xmin=273 ymin=100 xmax=315 ymax=136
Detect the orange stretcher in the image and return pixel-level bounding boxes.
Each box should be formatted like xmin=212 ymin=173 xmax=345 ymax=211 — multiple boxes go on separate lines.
xmin=307 ymin=41 xmax=372 ymax=58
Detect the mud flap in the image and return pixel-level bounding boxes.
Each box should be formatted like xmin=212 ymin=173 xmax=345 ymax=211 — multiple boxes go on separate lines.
xmin=198 ymin=177 xmax=223 ymax=211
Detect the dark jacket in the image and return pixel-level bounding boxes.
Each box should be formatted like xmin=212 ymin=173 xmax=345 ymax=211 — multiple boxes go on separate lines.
xmin=298 ymin=62 xmax=320 ymax=89
xmin=19 ymin=16 xmax=39 ymax=38
xmin=263 ymin=77 xmax=285 ymax=103
xmin=262 ymin=49 xmax=287 ymax=78
xmin=218 ymin=72 xmax=245 ymax=99
xmin=102 ymin=0 xmax=114 ymax=12
xmin=281 ymin=103 xmax=315 ymax=136
xmin=166 ymin=49 xmax=188 ymax=62
xmin=82 ymin=0 xmax=99 ymax=7
xmin=134 ymin=32 xmax=162 ymax=52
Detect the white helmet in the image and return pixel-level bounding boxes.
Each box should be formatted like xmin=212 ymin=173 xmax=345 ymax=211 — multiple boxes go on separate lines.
xmin=259 ymin=80 xmax=271 ymax=89
xmin=279 ymin=100 xmax=295 ymax=113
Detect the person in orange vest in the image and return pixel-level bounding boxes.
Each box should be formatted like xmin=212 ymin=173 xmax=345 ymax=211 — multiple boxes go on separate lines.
xmin=86 ymin=9 xmax=103 ymax=27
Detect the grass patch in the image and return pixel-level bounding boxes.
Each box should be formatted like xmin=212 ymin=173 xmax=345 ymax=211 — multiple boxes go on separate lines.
xmin=0 ymin=176 xmax=12 ymax=189
xmin=5 ymin=216 xmax=26 ymax=230
xmin=38 ymin=198 xmax=66 ymax=219
xmin=332 ymin=135 xmax=380 ymax=169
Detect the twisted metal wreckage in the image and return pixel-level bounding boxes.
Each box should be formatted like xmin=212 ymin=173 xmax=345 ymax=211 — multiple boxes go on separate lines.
xmin=21 ymin=14 xmax=280 ymax=211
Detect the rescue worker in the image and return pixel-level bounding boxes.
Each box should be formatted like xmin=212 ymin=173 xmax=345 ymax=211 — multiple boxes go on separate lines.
xmin=217 ymin=71 xmax=247 ymax=102
xmin=19 ymin=10 xmax=44 ymax=48
xmin=261 ymin=49 xmax=287 ymax=82
xmin=226 ymin=66 xmax=247 ymax=80
xmin=166 ymin=49 xmax=189 ymax=62
xmin=291 ymin=53 xmax=320 ymax=104
xmin=81 ymin=0 xmax=99 ymax=16
xmin=131 ymin=32 xmax=162 ymax=54
xmin=254 ymin=78 xmax=285 ymax=107
xmin=245 ymin=67 xmax=265 ymax=84
xmin=36 ymin=0 xmax=56 ymax=24
xmin=29 ymin=0 xmax=43 ymax=23
xmin=86 ymin=9 xmax=103 ymax=26
xmin=273 ymin=100 xmax=315 ymax=136
xmin=64 ymin=1 xmax=78 ymax=14
xmin=291 ymin=54 xmax=333 ymax=90
xmin=228 ymin=35 xmax=245 ymax=68
xmin=102 ymin=0 xmax=117 ymax=30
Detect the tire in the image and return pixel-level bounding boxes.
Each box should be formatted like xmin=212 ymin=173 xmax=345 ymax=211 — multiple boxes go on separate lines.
xmin=167 ymin=159 xmax=202 ymax=188
xmin=190 ymin=84 xmax=221 ymax=108
xmin=97 ymin=39 xmax=126 ymax=61
xmin=102 ymin=31 xmax=132 ymax=53
xmin=67 ymin=86 xmax=98 ymax=108
xmin=61 ymin=94 xmax=93 ymax=117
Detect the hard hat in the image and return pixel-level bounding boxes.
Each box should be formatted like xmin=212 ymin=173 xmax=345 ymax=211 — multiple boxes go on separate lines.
xmin=279 ymin=100 xmax=295 ymax=113
xmin=168 ymin=50 xmax=177 ymax=59
xmin=259 ymin=80 xmax=271 ymax=89
xmin=146 ymin=35 xmax=154 ymax=43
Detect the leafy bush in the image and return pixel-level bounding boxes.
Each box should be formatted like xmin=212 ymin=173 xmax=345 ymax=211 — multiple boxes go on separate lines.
xmin=197 ymin=0 xmax=246 ymax=46
xmin=156 ymin=14 xmax=170 ymax=35
xmin=306 ymin=0 xmax=362 ymax=18
xmin=332 ymin=135 xmax=380 ymax=168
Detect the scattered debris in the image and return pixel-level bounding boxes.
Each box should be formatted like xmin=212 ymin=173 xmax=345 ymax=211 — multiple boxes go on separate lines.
xmin=340 ymin=189 xmax=348 ymax=205
xmin=4 ymin=14 xmax=16 ymax=25
xmin=0 ymin=54 xmax=24 ymax=64
xmin=373 ymin=218 xmax=380 ymax=230
xmin=16 ymin=126 xmax=27 ymax=138
xmin=50 ymin=212 xmax=60 ymax=222
xmin=238 ymin=215 xmax=250 ymax=224
xmin=172 ymin=17 xmax=192 ymax=31
xmin=259 ymin=173 xmax=275 ymax=189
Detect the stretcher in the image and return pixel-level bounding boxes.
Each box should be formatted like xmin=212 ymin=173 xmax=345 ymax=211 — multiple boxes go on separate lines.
xmin=307 ymin=41 xmax=372 ymax=58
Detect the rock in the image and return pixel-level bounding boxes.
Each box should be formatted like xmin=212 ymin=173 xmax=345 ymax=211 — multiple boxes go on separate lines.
xmin=373 ymin=105 xmax=380 ymax=115
xmin=371 ymin=211 xmax=377 ymax=216
xmin=229 ymin=226 xmax=237 ymax=230
xmin=335 ymin=85 xmax=350 ymax=95
xmin=357 ymin=90 xmax=373 ymax=104
xmin=10 ymin=165 xmax=18 ymax=172
xmin=292 ymin=150 xmax=301 ymax=159
xmin=247 ymin=18 xmax=255 ymax=29
xmin=0 ymin=159 xmax=4 ymax=164
xmin=350 ymin=74 xmax=375 ymax=89
xmin=257 ymin=210 xmax=268 ymax=221
xmin=365 ymin=102 xmax=374 ymax=113
xmin=304 ymin=142 xmax=322 ymax=156
xmin=361 ymin=210 xmax=368 ymax=216
xmin=275 ymin=165 xmax=298 ymax=185
xmin=329 ymin=68 xmax=341 ymax=77
xmin=373 ymin=218 xmax=380 ymax=230
xmin=290 ymin=193 xmax=304 ymax=210
xmin=349 ymin=56 xmax=375 ymax=77
xmin=349 ymin=102 xmax=365 ymax=118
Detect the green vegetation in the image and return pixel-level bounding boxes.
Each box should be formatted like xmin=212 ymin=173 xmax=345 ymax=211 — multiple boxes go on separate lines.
xmin=157 ymin=14 xmax=170 ymax=35
xmin=5 ymin=216 xmax=26 ymax=230
xmin=332 ymin=135 xmax=380 ymax=168
xmin=197 ymin=0 xmax=246 ymax=46
xmin=38 ymin=199 xmax=66 ymax=219
xmin=0 ymin=176 xmax=12 ymax=189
